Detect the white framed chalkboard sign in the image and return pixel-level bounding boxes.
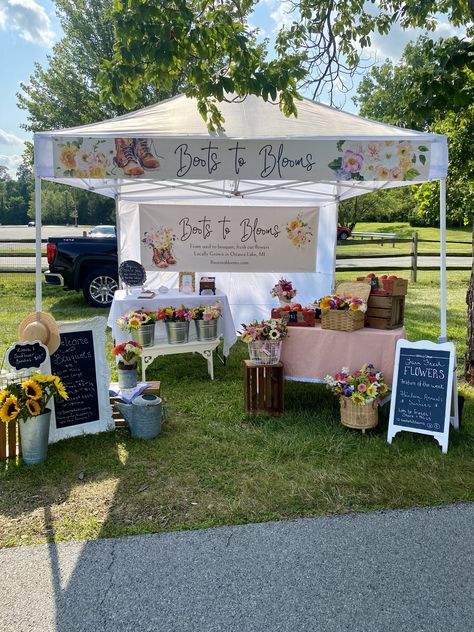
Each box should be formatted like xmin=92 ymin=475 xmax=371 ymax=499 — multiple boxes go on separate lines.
xmin=387 ymin=339 xmax=456 ymax=454
xmin=49 ymin=316 xmax=113 ymax=443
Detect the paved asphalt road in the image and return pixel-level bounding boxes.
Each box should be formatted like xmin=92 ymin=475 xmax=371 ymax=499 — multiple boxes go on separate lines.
xmin=1 ymin=503 xmax=473 ymax=632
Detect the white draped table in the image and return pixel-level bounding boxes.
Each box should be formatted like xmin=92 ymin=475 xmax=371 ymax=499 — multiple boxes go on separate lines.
xmin=107 ymin=288 xmax=237 ymax=358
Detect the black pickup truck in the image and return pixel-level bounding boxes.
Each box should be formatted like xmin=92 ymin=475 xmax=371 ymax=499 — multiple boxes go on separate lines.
xmin=45 ymin=235 xmax=119 ymax=307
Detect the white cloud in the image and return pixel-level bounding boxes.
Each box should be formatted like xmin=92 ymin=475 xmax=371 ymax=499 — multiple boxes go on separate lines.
xmin=0 ymin=128 xmax=25 ymax=146
xmin=270 ymin=1 xmax=294 ymax=31
xmin=0 ymin=0 xmax=54 ymax=47
xmin=0 ymin=153 xmax=22 ymax=176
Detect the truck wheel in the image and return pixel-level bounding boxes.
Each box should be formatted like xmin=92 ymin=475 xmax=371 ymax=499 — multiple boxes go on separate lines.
xmin=83 ymin=269 xmax=118 ymax=308
xmin=339 ymin=231 xmax=350 ymax=240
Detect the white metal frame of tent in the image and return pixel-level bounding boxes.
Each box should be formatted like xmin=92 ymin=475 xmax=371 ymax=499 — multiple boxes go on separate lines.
xmin=33 ymin=94 xmax=449 ymax=339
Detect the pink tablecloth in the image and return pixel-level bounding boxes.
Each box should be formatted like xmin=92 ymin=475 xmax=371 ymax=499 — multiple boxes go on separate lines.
xmin=281 ymin=325 xmax=406 ymax=386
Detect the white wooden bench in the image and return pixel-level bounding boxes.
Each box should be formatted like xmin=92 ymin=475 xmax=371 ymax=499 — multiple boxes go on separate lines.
xmin=141 ymin=337 xmax=222 ymax=381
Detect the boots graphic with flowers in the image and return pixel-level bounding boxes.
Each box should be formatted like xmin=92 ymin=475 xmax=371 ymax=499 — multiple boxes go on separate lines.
xmin=114 ymin=138 xmax=144 ymax=176
xmin=134 ymin=139 xmax=160 ymax=170
xmin=152 ymin=248 xmax=168 ymax=269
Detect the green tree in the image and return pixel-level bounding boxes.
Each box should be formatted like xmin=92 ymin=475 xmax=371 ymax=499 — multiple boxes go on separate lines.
xmin=99 ymin=0 xmax=305 ymax=129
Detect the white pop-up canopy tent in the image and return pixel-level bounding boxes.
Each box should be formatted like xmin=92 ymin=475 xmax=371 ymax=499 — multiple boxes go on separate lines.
xmin=34 ymin=94 xmax=448 ymax=333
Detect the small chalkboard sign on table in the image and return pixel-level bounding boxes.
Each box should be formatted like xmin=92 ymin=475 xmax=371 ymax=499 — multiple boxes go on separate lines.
xmin=119 ymin=260 xmax=147 ymax=294
xmin=387 ymin=339 xmax=456 ymax=454
xmin=49 ymin=316 xmax=113 ymax=442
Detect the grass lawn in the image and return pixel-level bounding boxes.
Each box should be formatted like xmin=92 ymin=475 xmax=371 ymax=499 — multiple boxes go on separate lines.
xmin=1 ymin=267 xmax=474 ymax=549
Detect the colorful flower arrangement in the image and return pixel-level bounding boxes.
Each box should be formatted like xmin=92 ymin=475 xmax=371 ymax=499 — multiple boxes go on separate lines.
xmin=319 ymin=295 xmax=367 ymax=312
xmin=116 ymin=310 xmax=156 ymax=331
xmin=240 ymin=318 xmax=289 ymax=343
xmin=192 ymin=301 xmax=223 ymax=320
xmin=270 ymin=278 xmax=297 ymax=302
xmin=325 ymin=364 xmax=389 ymax=406
xmin=57 ymin=139 xmax=110 ymax=178
xmin=111 ymin=341 xmax=143 ymax=367
xmin=328 ymin=140 xmax=429 ymax=182
xmin=155 ymin=306 xmax=194 ymax=322
xmin=142 ymin=226 xmax=176 ymax=251
xmin=0 ymin=373 xmax=68 ymax=424
xmin=285 ymin=213 xmax=313 ymax=248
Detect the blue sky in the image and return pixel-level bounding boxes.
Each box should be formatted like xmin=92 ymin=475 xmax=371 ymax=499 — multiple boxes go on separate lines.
xmin=0 ymin=0 xmax=464 ymax=176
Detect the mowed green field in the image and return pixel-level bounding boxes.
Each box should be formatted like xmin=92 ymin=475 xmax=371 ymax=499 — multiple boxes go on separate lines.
xmin=0 ymin=261 xmax=473 ymax=548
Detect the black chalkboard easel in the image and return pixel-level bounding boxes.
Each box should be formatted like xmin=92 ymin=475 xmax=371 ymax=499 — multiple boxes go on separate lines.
xmin=387 ymin=339 xmax=456 ymax=454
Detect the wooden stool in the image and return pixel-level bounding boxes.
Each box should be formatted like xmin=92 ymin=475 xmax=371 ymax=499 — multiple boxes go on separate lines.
xmin=111 ymin=381 xmax=161 ymax=428
xmin=243 ymin=361 xmax=284 ymax=416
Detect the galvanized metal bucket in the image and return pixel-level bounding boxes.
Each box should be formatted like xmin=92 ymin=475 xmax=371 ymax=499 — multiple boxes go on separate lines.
xmin=165 ymin=321 xmax=190 ymax=344
xmin=19 ymin=410 xmax=51 ymax=464
xmin=117 ymin=365 xmax=138 ymax=389
xmin=131 ymin=322 xmax=155 ymax=347
xmin=195 ymin=318 xmax=218 ymax=341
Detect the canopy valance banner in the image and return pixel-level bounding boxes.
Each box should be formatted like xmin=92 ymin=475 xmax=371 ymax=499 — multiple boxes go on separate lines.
xmin=51 ymin=137 xmax=432 ymax=183
xmin=139 ymin=204 xmax=319 ymax=272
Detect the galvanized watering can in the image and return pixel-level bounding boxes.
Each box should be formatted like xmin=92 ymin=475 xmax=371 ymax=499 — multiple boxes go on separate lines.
xmin=115 ymin=394 xmax=162 ymax=439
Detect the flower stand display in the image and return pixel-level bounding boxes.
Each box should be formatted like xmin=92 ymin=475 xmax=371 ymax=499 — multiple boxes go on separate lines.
xmin=339 ymin=397 xmax=378 ymax=433
xmin=243 ymin=360 xmax=284 ymax=416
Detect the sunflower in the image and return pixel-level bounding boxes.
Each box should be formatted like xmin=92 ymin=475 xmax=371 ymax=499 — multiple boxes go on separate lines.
xmin=269 ymin=329 xmax=280 ymax=340
xmin=22 ymin=379 xmax=43 ymax=400
xmin=0 ymin=395 xmax=20 ymax=423
xmin=32 ymin=374 xmax=54 ymax=383
xmin=351 ymin=392 xmax=365 ymax=406
xmin=289 ymin=219 xmax=302 ymax=231
xmin=53 ymin=377 xmax=68 ymax=400
xmin=0 ymin=390 xmax=8 ymax=407
xmin=366 ymin=383 xmax=378 ymax=398
xmin=128 ymin=317 xmax=141 ymax=330
xmin=26 ymin=398 xmax=42 ymax=417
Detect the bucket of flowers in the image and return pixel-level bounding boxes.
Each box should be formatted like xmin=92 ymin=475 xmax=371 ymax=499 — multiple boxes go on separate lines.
xmin=112 ymin=341 xmax=143 ymax=389
xmin=319 ymin=295 xmax=367 ymax=332
xmin=116 ymin=310 xmax=156 ymax=347
xmin=156 ymin=306 xmax=194 ymax=344
xmin=0 ymin=372 xmax=68 ymax=464
xmin=270 ymin=278 xmax=297 ymax=305
xmin=240 ymin=318 xmax=289 ymax=365
xmin=325 ymin=364 xmax=389 ymax=432
xmin=192 ymin=301 xmax=222 ymax=341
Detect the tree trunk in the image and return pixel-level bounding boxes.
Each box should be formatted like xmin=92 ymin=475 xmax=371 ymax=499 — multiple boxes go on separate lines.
xmin=464 ymin=222 xmax=474 ymax=383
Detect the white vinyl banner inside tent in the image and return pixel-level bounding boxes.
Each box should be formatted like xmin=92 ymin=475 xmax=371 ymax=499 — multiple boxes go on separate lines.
xmin=33 ymin=94 xmax=448 ymax=334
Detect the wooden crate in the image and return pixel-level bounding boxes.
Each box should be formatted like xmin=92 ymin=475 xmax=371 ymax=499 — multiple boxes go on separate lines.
xmin=366 ymin=296 xmax=405 ymax=329
xmin=0 ymin=419 xmax=21 ymax=461
xmin=357 ymin=276 xmax=408 ymax=296
xmin=111 ymin=381 xmax=161 ymax=428
xmin=271 ymin=308 xmax=316 ymax=327
xmin=243 ymin=361 xmax=284 ymax=416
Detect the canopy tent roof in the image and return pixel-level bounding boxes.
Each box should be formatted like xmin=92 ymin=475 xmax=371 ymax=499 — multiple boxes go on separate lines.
xmin=34 ymin=94 xmax=448 ymax=205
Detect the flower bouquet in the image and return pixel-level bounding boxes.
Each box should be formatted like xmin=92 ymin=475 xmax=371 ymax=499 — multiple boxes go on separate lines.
xmin=270 ymin=278 xmax=297 ymax=304
xmin=116 ymin=310 xmax=157 ymax=347
xmin=0 ymin=372 xmax=68 ymax=464
xmin=193 ymin=301 xmax=222 ymax=341
xmin=111 ymin=341 xmax=143 ymax=368
xmin=325 ymin=364 xmax=389 ymax=432
xmin=240 ymin=318 xmax=288 ymax=365
xmin=319 ymin=294 xmax=367 ymax=332
xmin=156 ymin=306 xmax=194 ymax=344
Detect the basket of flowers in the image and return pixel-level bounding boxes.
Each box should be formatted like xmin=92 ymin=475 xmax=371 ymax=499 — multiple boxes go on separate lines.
xmin=240 ymin=318 xmax=288 ymax=365
xmin=325 ymin=364 xmax=389 ymax=432
xmin=319 ymin=295 xmax=367 ymax=332
xmin=270 ymin=278 xmax=297 ymax=305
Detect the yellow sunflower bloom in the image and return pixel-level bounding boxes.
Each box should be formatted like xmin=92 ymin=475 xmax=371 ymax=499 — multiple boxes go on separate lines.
xmin=59 ymin=146 xmax=78 ymax=169
xmin=0 ymin=390 xmax=8 ymax=406
xmin=366 ymin=384 xmax=378 ymax=398
xmin=319 ymin=296 xmax=332 ymax=310
xmin=26 ymin=398 xmax=42 ymax=417
xmin=128 ymin=317 xmax=141 ymax=330
xmin=379 ymin=383 xmax=388 ymax=396
xmin=22 ymin=379 xmax=43 ymax=400
xmin=289 ymin=219 xmax=302 ymax=231
xmin=0 ymin=395 xmax=20 ymax=423
xmin=32 ymin=374 xmax=54 ymax=383
xmin=53 ymin=377 xmax=68 ymax=400
xmin=351 ymin=392 xmax=365 ymax=406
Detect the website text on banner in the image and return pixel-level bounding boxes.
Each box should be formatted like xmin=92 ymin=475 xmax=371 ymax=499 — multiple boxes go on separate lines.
xmin=139 ymin=205 xmax=319 ymax=273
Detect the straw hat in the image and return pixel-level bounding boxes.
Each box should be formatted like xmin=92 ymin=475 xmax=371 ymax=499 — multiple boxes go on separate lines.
xmin=18 ymin=311 xmax=61 ymax=355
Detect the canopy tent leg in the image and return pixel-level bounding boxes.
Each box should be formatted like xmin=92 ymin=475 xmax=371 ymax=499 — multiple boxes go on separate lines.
xmin=439 ymin=178 xmax=447 ymax=342
xmin=35 ymin=176 xmax=42 ymax=312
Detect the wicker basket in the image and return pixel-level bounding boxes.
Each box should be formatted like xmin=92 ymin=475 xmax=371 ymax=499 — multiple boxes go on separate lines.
xmin=321 ymin=310 xmax=365 ymax=332
xmin=248 ymin=340 xmax=282 ymax=365
xmin=339 ymin=397 xmax=378 ymax=432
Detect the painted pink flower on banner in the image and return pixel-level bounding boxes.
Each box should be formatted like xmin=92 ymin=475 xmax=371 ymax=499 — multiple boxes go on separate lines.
xmin=367 ymin=143 xmax=380 ymax=160
xmin=342 ymin=150 xmax=364 ymax=173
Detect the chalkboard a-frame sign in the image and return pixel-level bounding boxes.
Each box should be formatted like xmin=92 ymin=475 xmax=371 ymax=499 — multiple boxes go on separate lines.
xmin=387 ymin=339 xmax=456 ymax=454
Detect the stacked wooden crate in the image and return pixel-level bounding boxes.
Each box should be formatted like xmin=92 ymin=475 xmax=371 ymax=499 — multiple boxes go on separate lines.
xmin=361 ymin=277 xmax=408 ymax=329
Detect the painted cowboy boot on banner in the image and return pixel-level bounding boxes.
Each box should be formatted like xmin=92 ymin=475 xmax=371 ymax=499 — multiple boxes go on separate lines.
xmin=134 ymin=139 xmax=160 ymax=170
xmin=152 ymin=248 xmax=168 ymax=268
xmin=163 ymin=248 xmax=177 ymax=265
xmin=114 ymin=138 xmax=144 ymax=176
